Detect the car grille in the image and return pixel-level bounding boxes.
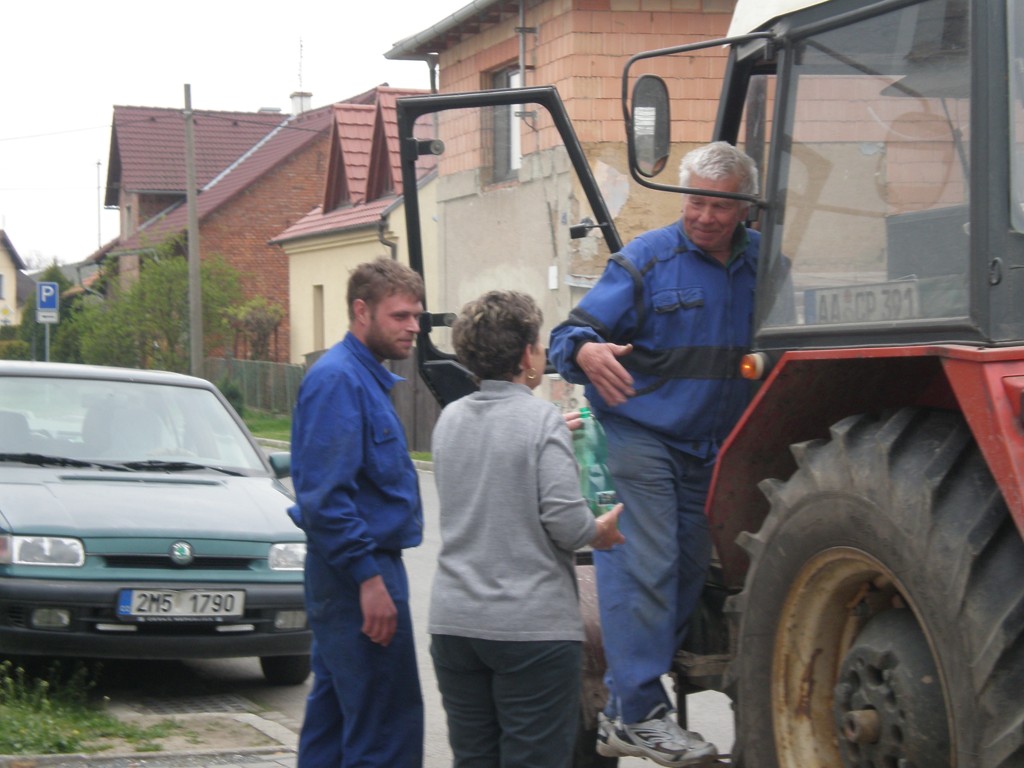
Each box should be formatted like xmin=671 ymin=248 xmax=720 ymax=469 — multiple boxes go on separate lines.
xmin=6 ymin=605 xmax=28 ymax=628
xmin=101 ymin=554 xmax=254 ymax=570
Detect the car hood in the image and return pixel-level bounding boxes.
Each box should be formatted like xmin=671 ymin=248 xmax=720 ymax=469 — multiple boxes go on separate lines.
xmin=0 ymin=468 xmax=301 ymax=541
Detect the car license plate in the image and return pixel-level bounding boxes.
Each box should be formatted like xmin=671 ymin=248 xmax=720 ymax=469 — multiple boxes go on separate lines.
xmin=117 ymin=589 xmax=245 ymax=620
xmin=804 ymin=280 xmax=919 ymax=324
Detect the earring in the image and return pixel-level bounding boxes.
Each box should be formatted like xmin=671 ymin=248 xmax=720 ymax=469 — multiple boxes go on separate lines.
xmin=526 ymin=368 xmax=539 ymax=382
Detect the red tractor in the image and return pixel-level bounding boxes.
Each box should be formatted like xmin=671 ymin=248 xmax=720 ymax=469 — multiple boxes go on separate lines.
xmin=398 ymin=0 xmax=1024 ymax=765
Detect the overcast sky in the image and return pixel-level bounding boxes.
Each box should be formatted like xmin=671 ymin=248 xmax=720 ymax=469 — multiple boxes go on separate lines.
xmin=0 ymin=0 xmax=471 ymax=267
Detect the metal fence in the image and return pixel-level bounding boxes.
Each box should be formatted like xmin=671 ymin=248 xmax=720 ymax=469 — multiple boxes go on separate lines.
xmin=205 ymin=355 xmax=440 ymax=452
xmin=205 ymin=357 xmax=305 ymax=415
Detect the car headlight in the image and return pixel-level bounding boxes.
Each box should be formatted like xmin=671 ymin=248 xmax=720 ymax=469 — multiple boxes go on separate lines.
xmin=268 ymin=542 xmax=306 ymax=571
xmin=0 ymin=534 xmax=85 ymax=566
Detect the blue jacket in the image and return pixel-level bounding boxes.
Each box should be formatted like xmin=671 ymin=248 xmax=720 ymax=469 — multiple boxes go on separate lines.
xmin=288 ymin=332 xmax=423 ymax=585
xmin=548 ymin=221 xmax=759 ymax=458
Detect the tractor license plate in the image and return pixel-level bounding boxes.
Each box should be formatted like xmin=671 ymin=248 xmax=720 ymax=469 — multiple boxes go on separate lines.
xmin=804 ymin=280 xmax=919 ymax=324
xmin=117 ymin=589 xmax=245 ymax=620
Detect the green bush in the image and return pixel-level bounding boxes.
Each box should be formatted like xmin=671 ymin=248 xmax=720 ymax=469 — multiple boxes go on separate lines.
xmin=0 ymin=339 xmax=30 ymax=360
xmin=217 ymin=376 xmax=245 ymax=417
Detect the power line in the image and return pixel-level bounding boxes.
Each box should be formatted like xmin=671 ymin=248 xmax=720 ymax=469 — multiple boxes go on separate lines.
xmin=0 ymin=125 xmax=109 ymax=142
xmin=0 ymin=109 xmax=328 ymax=144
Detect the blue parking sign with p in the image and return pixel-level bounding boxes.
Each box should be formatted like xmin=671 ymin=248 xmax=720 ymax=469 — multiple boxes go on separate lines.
xmin=38 ymin=282 xmax=59 ymax=310
xmin=36 ymin=281 xmax=59 ymax=324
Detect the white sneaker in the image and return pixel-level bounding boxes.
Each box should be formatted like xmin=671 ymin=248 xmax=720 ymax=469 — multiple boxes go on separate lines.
xmin=598 ymin=704 xmax=718 ymax=767
xmin=596 ymin=711 xmax=624 ymax=758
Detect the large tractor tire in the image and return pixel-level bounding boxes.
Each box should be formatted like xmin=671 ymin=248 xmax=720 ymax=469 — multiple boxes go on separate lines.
xmin=727 ymin=408 xmax=1024 ymax=767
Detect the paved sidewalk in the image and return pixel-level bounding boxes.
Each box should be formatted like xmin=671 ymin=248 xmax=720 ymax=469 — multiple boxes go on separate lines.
xmin=1 ymin=751 xmax=296 ymax=768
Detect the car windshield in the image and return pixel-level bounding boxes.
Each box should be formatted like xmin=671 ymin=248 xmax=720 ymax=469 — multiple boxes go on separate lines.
xmin=0 ymin=375 xmax=266 ymax=472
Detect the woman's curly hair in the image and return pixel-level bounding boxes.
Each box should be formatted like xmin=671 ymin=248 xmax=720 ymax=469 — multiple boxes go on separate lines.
xmin=452 ymin=290 xmax=543 ymax=381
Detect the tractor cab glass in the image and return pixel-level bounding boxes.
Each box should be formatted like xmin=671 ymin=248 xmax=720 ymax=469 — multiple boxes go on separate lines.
xmin=757 ymin=0 xmax=970 ymax=334
xmin=1010 ymin=1 xmax=1024 ymax=233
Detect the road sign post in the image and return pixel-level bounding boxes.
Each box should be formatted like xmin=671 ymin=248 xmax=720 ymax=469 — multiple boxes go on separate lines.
xmin=36 ymin=281 xmax=59 ymax=362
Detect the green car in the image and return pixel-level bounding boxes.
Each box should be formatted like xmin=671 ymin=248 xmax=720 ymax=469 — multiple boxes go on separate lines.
xmin=0 ymin=361 xmax=310 ymax=685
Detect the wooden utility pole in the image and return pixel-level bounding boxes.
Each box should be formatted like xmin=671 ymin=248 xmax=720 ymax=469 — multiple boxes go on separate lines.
xmin=184 ymin=84 xmax=203 ymax=378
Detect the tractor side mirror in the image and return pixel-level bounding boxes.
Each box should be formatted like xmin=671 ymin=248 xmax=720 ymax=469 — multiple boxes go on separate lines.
xmin=630 ymin=75 xmax=671 ymax=178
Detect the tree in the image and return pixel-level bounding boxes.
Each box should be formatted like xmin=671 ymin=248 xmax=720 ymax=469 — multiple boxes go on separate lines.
xmin=227 ymin=297 xmax=285 ymax=360
xmin=17 ymin=262 xmax=80 ymax=362
xmin=74 ymin=251 xmax=242 ymax=373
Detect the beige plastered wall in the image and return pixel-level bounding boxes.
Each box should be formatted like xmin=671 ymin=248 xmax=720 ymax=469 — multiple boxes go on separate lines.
xmin=283 ymin=181 xmax=440 ymax=365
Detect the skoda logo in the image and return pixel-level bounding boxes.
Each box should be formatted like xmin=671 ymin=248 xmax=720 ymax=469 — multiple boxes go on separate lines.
xmin=169 ymin=541 xmax=195 ymax=566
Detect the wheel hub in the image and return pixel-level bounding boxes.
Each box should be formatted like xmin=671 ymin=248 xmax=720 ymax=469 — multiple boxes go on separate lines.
xmin=833 ymin=608 xmax=950 ymax=767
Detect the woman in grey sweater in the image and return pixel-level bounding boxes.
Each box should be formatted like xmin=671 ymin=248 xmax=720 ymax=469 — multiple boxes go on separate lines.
xmin=429 ymin=290 xmax=623 ymax=768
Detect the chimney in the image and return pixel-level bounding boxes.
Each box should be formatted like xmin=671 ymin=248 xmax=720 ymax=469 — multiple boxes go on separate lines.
xmin=290 ymin=91 xmax=312 ymax=116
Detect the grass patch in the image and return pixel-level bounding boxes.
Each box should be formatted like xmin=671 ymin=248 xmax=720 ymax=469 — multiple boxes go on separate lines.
xmin=243 ymin=411 xmax=433 ymax=463
xmin=243 ymin=410 xmax=292 ymax=442
xmin=0 ymin=660 xmax=179 ymax=755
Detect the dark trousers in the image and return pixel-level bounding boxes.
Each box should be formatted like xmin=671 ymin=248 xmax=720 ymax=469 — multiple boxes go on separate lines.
xmin=298 ymin=550 xmax=424 ymax=767
xmin=431 ymin=634 xmax=583 ymax=768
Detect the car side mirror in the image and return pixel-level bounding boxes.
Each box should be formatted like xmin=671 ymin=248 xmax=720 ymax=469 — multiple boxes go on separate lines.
xmin=268 ymin=451 xmax=291 ymax=479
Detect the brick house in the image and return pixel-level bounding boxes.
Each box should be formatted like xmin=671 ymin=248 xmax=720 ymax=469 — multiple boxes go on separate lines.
xmin=103 ymin=97 xmax=336 ymax=363
xmin=376 ymin=0 xmax=736 ymax=406
xmin=270 ymin=0 xmax=735 ymax=368
xmin=272 ymin=87 xmax=433 ymax=366
xmin=105 ymin=105 xmax=287 ymax=243
xmin=270 ymin=87 xmax=441 ymax=449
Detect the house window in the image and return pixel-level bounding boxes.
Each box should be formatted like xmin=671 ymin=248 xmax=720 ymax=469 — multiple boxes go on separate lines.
xmin=488 ymin=68 xmax=523 ymax=183
xmin=0 ymin=274 xmax=4 ymax=300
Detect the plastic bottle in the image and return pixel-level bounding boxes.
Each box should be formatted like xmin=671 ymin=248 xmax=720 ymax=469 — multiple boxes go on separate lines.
xmin=572 ymin=407 xmax=618 ymax=515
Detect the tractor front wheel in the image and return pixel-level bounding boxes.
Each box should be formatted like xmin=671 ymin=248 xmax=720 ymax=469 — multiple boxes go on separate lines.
xmin=728 ymin=408 xmax=1024 ymax=767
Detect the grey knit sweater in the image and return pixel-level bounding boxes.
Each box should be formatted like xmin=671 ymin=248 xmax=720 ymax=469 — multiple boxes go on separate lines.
xmin=428 ymin=379 xmax=597 ymax=641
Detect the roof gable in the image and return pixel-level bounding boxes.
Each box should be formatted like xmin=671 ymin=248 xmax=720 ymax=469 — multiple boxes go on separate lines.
xmin=374 ymin=87 xmax=435 ymax=200
xmin=115 ymin=105 xmax=335 ymax=252
xmin=366 ymin=108 xmax=395 ymax=201
xmin=323 ymin=104 xmax=376 ymax=212
xmin=273 ymin=87 xmax=430 ymax=244
xmin=105 ymin=106 xmax=286 ymax=206
xmin=0 ymin=230 xmax=27 ymax=271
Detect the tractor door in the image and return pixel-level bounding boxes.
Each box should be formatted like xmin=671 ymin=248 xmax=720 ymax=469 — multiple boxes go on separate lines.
xmin=395 ymin=87 xmax=626 ymax=408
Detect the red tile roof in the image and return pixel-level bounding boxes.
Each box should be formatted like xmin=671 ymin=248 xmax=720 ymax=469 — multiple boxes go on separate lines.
xmin=323 ymin=104 xmax=376 ymax=211
xmin=83 ymin=237 xmax=120 ymax=265
xmin=274 ymin=87 xmax=433 ymax=244
xmin=271 ymin=197 xmax=400 ymax=244
xmin=377 ymin=87 xmax=432 ymax=197
xmin=105 ymin=106 xmax=286 ymax=206
xmin=114 ymin=105 xmax=335 ymax=252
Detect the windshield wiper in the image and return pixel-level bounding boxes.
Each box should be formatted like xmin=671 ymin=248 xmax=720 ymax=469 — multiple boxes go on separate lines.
xmin=120 ymin=460 xmax=244 ymax=477
xmin=0 ymin=453 xmax=129 ymax=471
